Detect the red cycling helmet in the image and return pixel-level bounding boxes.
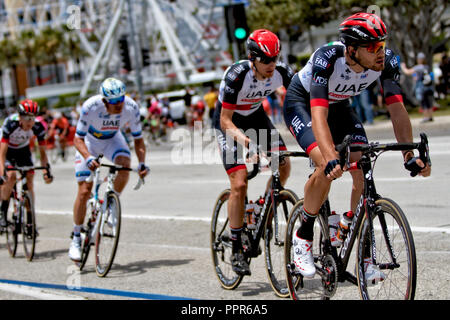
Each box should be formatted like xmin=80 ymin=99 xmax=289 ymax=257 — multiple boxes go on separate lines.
xmin=18 ymin=99 xmax=39 ymax=116
xmin=339 ymin=12 xmax=387 ymax=46
xmin=247 ymin=29 xmax=280 ymax=62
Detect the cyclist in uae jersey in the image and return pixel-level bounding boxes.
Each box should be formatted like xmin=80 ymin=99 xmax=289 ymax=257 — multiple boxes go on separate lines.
xmin=213 ymin=29 xmax=294 ymax=276
xmin=283 ymin=13 xmax=431 ymax=279
xmin=69 ymin=78 xmax=149 ymax=262
xmin=0 ymin=100 xmax=53 ymax=229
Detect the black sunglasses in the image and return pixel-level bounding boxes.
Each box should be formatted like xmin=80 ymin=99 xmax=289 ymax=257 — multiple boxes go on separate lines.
xmin=256 ymin=54 xmax=279 ymax=64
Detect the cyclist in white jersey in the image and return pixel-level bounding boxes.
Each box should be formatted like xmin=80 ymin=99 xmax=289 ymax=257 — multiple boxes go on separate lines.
xmin=69 ymin=78 xmax=149 ymax=261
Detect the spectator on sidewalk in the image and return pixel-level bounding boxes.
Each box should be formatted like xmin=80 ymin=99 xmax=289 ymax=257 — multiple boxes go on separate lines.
xmin=438 ymin=53 xmax=449 ymax=98
xmin=401 ymin=52 xmax=435 ymax=123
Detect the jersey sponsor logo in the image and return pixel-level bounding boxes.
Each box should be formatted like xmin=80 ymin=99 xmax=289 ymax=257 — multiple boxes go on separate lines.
xmin=323 ymin=47 xmax=336 ymax=59
xmin=312 ymin=73 xmax=328 ymax=86
xmin=314 ymin=57 xmax=330 ymax=69
xmin=290 ymin=115 xmax=311 ymax=134
xmin=334 ymin=83 xmax=368 ymax=94
xmin=245 ymin=89 xmax=272 ymax=99
xmin=329 ymin=92 xmax=351 ymax=99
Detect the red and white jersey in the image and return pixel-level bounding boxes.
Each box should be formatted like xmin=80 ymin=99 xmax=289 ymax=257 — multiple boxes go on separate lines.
xmin=218 ymin=60 xmax=294 ymax=116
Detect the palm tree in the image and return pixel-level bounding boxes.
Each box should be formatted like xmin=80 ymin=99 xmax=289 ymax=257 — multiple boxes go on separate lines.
xmin=17 ymin=29 xmax=39 ymax=86
xmin=35 ymin=27 xmax=66 ymax=83
xmin=0 ymin=37 xmax=22 ymax=105
xmin=62 ymin=25 xmax=89 ymax=81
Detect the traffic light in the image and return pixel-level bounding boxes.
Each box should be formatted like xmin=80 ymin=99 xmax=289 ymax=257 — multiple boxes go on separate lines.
xmin=118 ymin=36 xmax=132 ymax=72
xmin=141 ymin=48 xmax=150 ymax=67
xmin=224 ymin=3 xmax=249 ymax=44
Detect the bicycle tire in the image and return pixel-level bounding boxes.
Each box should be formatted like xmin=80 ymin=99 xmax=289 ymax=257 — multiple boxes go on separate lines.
xmin=95 ymin=192 xmax=121 ymax=277
xmin=5 ymin=196 xmax=18 ymax=258
xmin=284 ymin=199 xmax=334 ymax=300
xmin=356 ymin=197 xmax=417 ymax=300
xmin=21 ymin=192 xmax=36 ymax=261
xmin=264 ymin=188 xmax=299 ymax=298
xmin=210 ymin=189 xmax=246 ymax=290
xmin=78 ymin=199 xmax=95 ymax=271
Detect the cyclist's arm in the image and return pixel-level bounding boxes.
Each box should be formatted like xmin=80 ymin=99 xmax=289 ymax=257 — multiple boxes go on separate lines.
xmin=134 ymin=137 xmax=146 ymax=164
xmin=309 ymin=47 xmax=336 ymax=163
xmin=73 ymin=136 xmax=90 ymax=160
xmin=0 ymin=141 xmax=7 ymax=177
xmin=382 ymin=50 xmax=431 ymax=177
xmin=381 ymin=51 xmax=414 ymax=148
xmin=220 ymin=108 xmax=251 ymax=148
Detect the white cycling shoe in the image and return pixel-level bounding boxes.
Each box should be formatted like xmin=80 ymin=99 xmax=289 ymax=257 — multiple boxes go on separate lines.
xmin=292 ymin=232 xmax=316 ymax=278
xmin=364 ymin=258 xmax=386 ymax=284
xmin=69 ymin=237 xmax=82 ymax=262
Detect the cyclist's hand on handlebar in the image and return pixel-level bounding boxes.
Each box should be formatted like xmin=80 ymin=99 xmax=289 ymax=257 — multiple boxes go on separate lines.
xmin=324 ymin=159 xmax=344 ymax=180
xmin=404 ymin=155 xmax=430 ymax=177
xmin=246 ymin=141 xmax=266 ymax=164
xmin=86 ymin=155 xmax=100 ymax=171
xmin=138 ymin=162 xmax=150 ymax=179
xmin=43 ymin=169 xmax=53 ymax=184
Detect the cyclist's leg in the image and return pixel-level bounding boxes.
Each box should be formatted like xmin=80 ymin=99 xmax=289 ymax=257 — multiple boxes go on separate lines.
xmin=71 ymin=150 xmax=95 ymax=260
xmin=0 ymin=160 xmax=15 ymax=227
xmin=214 ymin=103 xmax=250 ymax=275
xmin=104 ymin=132 xmax=131 ymax=194
xmin=256 ymin=107 xmax=291 ymax=190
xmin=329 ymin=107 xmax=368 ymax=214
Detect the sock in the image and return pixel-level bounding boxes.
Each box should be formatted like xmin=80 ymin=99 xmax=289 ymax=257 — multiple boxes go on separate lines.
xmin=230 ymin=226 xmax=243 ymax=254
xmin=296 ymin=207 xmax=316 ymax=241
xmin=73 ymin=224 xmax=82 ymax=238
xmin=1 ymin=199 xmax=10 ymax=216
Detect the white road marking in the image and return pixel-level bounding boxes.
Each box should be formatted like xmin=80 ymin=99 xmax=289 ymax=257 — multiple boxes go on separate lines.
xmin=0 ymin=283 xmax=84 ymax=300
xmin=36 ymin=210 xmax=450 ymax=234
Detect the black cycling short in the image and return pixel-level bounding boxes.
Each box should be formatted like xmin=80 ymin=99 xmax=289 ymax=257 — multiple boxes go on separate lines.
xmin=5 ymin=146 xmax=34 ymax=169
xmin=283 ymin=74 xmax=368 ymax=154
xmin=213 ymin=102 xmax=287 ymax=174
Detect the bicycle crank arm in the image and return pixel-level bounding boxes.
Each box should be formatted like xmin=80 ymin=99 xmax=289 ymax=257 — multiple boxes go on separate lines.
xmin=379 ymin=262 xmax=400 ymax=270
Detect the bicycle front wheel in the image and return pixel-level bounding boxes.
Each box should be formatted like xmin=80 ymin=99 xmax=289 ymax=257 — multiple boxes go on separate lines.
xmin=5 ymin=198 xmax=18 ymax=258
xmin=356 ymin=197 xmax=416 ymax=300
xmin=264 ymin=189 xmax=298 ymax=298
xmin=95 ymin=192 xmax=121 ymax=277
xmin=210 ymin=189 xmax=246 ymax=290
xmin=21 ymin=193 xmax=36 ymax=261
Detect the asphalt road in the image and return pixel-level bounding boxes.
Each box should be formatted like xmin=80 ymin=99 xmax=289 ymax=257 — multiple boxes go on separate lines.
xmin=0 ymin=116 xmax=449 ymax=301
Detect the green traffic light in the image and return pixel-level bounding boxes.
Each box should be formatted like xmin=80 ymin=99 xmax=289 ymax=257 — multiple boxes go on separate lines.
xmin=234 ymin=27 xmax=247 ymax=40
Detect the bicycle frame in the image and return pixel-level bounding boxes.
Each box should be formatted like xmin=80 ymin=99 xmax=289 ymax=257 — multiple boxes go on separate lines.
xmin=321 ymin=133 xmax=431 ymax=285
xmin=245 ymin=151 xmax=307 ymax=258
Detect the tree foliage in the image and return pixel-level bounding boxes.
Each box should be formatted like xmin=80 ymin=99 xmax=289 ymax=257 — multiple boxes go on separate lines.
xmin=246 ymin=0 xmax=449 ymax=66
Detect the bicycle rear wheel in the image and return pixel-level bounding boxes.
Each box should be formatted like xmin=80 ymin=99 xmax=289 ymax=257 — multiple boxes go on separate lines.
xmin=285 ymin=199 xmax=335 ymax=300
xmin=210 ymin=189 xmax=246 ymax=290
xmin=264 ymin=189 xmax=298 ymax=298
xmin=21 ymin=193 xmax=36 ymax=261
xmin=5 ymin=197 xmax=18 ymax=258
xmin=95 ymin=192 xmax=121 ymax=277
xmin=356 ymin=197 xmax=416 ymax=300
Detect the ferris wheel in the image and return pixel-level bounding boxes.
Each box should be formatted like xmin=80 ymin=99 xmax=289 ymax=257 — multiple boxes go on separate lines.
xmin=0 ymin=0 xmax=233 ymax=99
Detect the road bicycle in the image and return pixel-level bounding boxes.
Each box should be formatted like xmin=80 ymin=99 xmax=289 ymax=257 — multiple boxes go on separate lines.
xmin=73 ymin=155 xmax=144 ymax=277
xmin=210 ymin=150 xmax=307 ymax=297
xmin=284 ymin=133 xmax=431 ymax=300
xmin=1 ymin=165 xmax=51 ymax=261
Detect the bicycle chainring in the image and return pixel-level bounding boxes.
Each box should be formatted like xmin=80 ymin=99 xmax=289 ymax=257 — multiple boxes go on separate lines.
xmin=321 ymin=254 xmax=338 ymax=298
